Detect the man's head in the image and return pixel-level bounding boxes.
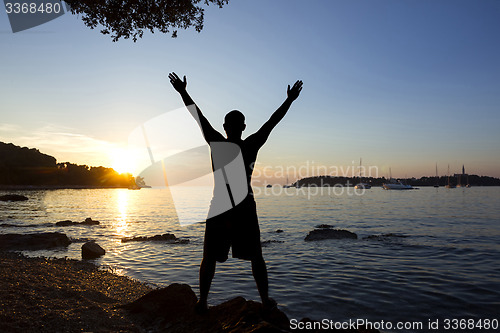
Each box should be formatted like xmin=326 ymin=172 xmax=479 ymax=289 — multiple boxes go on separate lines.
xmin=223 ymin=110 xmax=246 ymax=140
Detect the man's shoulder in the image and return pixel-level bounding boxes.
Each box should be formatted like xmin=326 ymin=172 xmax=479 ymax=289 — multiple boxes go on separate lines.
xmin=243 ymin=133 xmax=265 ymax=149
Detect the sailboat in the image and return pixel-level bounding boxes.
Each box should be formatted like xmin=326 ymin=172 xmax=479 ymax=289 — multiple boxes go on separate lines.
xmin=434 ymin=163 xmax=439 ymax=188
xmin=283 ymin=175 xmax=292 ymax=188
xmin=354 ymin=158 xmax=371 ymax=189
xmin=445 ymin=164 xmax=455 ymax=188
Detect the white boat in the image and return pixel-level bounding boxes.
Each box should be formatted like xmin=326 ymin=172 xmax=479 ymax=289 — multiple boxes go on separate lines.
xmin=354 ymin=158 xmax=371 ymax=189
xmin=382 ymin=179 xmax=413 ymax=190
xmin=382 ymin=168 xmax=413 ymax=190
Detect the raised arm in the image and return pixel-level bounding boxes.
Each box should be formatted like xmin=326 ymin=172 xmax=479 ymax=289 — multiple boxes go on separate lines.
xmin=249 ymin=80 xmax=303 ymax=147
xmin=168 ymin=72 xmax=224 ymax=143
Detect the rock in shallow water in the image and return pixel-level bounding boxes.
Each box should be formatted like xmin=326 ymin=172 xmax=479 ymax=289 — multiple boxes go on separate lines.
xmin=363 ymin=233 xmax=408 ymax=241
xmin=121 ymin=233 xmax=189 ymax=244
xmin=56 ymin=217 xmax=100 ymax=227
xmin=81 ymin=242 xmax=106 ymax=259
xmin=0 ymin=232 xmax=71 ymax=250
xmin=0 ymin=194 xmax=28 ymax=201
xmin=315 ymin=224 xmax=334 ymax=229
xmin=304 ymin=228 xmax=358 ymax=241
xmin=261 ymin=240 xmax=284 ymax=247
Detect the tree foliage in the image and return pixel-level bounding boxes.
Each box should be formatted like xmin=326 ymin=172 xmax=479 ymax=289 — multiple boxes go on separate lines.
xmin=63 ymin=0 xmax=229 ymax=42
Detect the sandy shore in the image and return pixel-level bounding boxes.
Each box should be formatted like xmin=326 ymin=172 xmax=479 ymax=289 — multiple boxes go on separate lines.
xmin=0 ymin=252 xmax=152 ymax=332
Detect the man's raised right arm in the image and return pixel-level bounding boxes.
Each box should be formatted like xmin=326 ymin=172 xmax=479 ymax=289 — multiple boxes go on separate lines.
xmin=168 ymin=72 xmax=224 ymax=143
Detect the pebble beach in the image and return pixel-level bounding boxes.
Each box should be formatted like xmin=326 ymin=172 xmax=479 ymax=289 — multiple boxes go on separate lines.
xmin=0 ymin=252 xmax=152 ymax=332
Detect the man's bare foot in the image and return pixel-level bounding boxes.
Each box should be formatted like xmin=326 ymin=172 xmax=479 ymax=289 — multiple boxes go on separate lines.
xmin=195 ymin=299 xmax=208 ymax=315
xmin=262 ymin=298 xmax=277 ymax=314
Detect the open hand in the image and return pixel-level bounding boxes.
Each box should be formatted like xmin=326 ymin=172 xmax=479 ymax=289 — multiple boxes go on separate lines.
xmin=287 ymin=80 xmax=303 ymax=101
xmin=168 ymin=72 xmax=187 ymax=93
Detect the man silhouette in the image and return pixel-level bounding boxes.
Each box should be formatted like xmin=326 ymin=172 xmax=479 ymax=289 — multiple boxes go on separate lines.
xmin=169 ymin=72 xmax=303 ymax=313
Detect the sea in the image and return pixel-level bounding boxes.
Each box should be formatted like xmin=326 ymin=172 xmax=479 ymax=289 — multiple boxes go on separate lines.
xmin=1 ymin=186 xmax=499 ymax=332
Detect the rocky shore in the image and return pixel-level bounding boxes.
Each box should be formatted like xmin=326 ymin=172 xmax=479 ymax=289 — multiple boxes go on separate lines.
xmin=0 ymin=251 xmax=151 ymax=332
xmin=0 ymin=252 xmax=380 ymax=333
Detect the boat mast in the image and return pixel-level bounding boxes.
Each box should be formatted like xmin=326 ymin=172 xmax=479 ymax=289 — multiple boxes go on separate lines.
xmin=435 ymin=163 xmax=439 ymax=186
xmin=448 ymin=164 xmax=450 ymax=186
xmin=359 ymin=158 xmax=362 ymax=183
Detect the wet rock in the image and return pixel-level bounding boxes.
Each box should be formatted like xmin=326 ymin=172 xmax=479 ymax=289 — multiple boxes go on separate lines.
xmin=275 ymin=229 xmax=284 ymax=233
xmin=81 ymin=217 xmax=99 ymax=226
xmin=56 ymin=217 xmax=100 ymax=227
xmin=305 ymin=229 xmax=358 ymax=241
xmin=121 ymin=283 xmax=290 ymax=332
xmin=0 ymin=194 xmax=28 ymax=201
xmin=122 ymin=283 xmax=197 ymax=324
xmin=0 ymin=232 xmax=71 ymax=250
xmin=55 ymin=220 xmax=75 ymax=226
xmin=261 ymin=240 xmax=284 ymax=247
xmin=0 ymin=223 xmax=45 ymax=228
xmin=81 ymin=242 xmax=106 ymax=259
xmin=121 ymin=233 xmax=189 ymax=244
xmin=70 ymin=237 xmax=93 ymax=243
xmin=0 ymin=223 xmax=20 ymax=228
xmin=315 ymin=224 xmax=334 ymax=229
xmin=363 ymin=233 xmax=408 ymax=241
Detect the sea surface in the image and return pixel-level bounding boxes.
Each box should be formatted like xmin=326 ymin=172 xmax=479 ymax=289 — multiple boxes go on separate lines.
xmin=1 ymin=186 xmax=500 ymax=332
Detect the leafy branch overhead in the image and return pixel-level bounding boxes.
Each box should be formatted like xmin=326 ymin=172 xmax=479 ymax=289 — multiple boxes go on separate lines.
xmin=63 ymin=0 xmax=229 ymax=42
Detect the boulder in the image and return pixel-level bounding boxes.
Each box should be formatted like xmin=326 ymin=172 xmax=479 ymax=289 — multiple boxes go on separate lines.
xmin=122 ymin=283 xmax=197 ymax=323
xmin=0 ymin=232 xmax=71 ymax=250
xmin=0 ymin=194 xmax=28 ymax=201
xmin=304 ymin=229 xmax=357 ymax=241
xmin=81 ymin=242 xmax=105 ymax=259
xmin=121 ymin=283 xmax=290 ymax=333
xmin=81 ymin=217 xmax=99 ymax=226
xmin=55 ymin=220 xmax=75 ymax=226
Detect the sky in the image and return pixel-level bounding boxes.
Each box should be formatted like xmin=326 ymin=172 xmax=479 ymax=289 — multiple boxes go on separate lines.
xmin=1 ymin=0 xmax=500 ymax=181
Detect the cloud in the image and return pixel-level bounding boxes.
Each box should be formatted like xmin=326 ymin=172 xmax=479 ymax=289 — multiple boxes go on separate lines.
xmin=0 ymin=123 xmax=120 ymax=168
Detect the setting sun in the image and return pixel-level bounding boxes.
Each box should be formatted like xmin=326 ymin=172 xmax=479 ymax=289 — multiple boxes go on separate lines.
xmin=111 ymin=148 xmax=136 ymax=175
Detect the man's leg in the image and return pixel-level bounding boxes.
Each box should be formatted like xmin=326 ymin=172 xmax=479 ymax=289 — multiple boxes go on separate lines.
xmin=197 ymin=257 xmax=216 ymax=312
xmin=251 ymin=255 xmax=271 ymax=304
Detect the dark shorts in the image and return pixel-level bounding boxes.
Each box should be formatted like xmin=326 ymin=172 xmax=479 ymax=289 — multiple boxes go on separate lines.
xmin=203 ymin=196 xmax=262 ymax=263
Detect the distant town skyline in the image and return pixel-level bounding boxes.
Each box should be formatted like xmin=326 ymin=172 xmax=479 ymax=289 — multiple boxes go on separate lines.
xmin=1 ymin=0 xmax=499 ymax=178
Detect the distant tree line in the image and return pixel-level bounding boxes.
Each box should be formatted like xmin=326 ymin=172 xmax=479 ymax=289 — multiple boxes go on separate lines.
xmin=0 ymin=142 xmax=134 ymax=187
xmin=295 ymin=175 xmax=500 ymax=187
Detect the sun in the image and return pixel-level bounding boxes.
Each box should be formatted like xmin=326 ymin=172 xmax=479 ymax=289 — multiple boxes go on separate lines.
xmin=111 ymin=148 xmax=136 ymax=175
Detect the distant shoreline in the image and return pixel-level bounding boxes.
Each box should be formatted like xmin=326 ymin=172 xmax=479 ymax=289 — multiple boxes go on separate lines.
xmin=2 ymin=184 xmax=500 ymax=191
xmin=0 ymin=185 xmax=130 ymax=191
